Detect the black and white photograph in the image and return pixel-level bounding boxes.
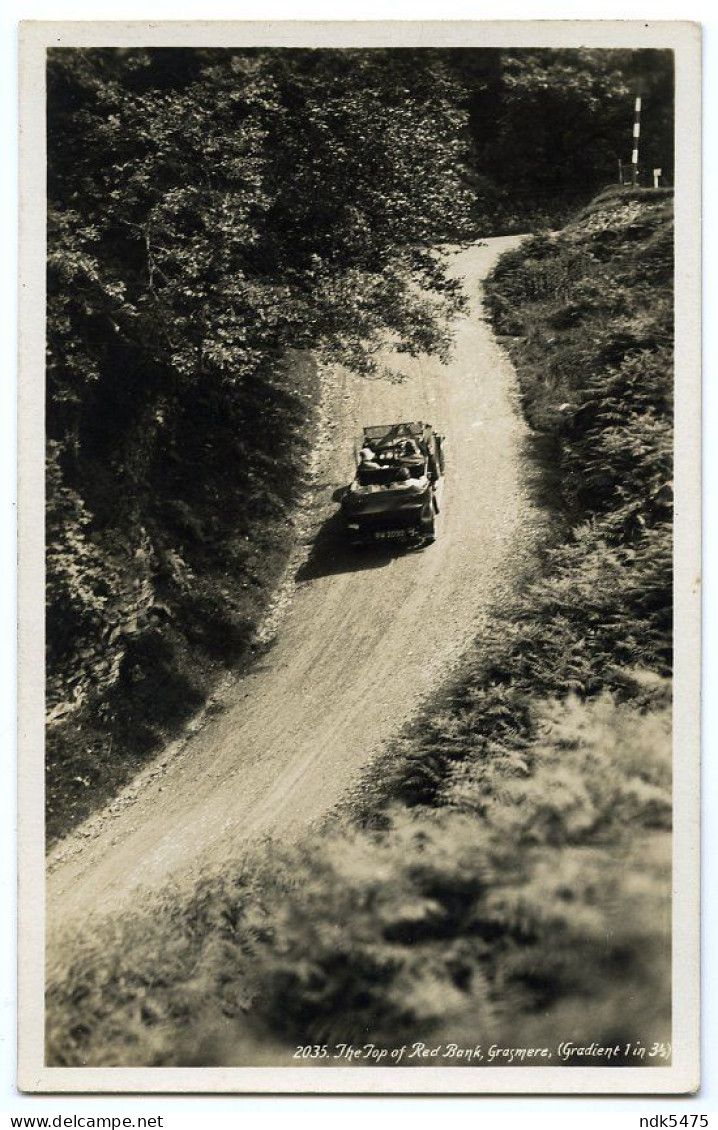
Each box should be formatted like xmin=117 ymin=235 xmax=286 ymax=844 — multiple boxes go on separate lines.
xmin=16 ymin=19 xmax=701 ymax=1095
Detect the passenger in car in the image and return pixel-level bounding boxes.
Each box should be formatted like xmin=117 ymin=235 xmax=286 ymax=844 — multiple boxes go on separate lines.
xmin=398 ymin=438 xmax=420 ymax=458
xmin=392 ymin=466 xmax=426 ymax=490
xmin=359 ymin=439 xmax=379 ymax=464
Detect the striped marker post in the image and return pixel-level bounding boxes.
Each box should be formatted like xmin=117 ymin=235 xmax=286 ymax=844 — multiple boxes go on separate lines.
xmin=631 ymin=95 xmax=642 ymax=186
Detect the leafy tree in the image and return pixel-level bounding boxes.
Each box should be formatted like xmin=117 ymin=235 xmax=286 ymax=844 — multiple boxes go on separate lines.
xmin=449 ymin=48 xmax=674 ymax=229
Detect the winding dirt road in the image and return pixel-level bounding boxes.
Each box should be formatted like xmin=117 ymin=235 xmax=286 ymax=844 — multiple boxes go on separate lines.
xmin=47 ymin=236 xmax=528 ymax=943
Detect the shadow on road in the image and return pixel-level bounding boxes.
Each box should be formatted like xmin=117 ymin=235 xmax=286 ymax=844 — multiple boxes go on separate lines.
xmin=296 ymin=510 xmax=398 ymax=581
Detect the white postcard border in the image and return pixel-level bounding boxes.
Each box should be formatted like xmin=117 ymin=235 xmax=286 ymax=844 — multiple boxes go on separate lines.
xmin=17 ymin=18 xmax=702 ymax=1095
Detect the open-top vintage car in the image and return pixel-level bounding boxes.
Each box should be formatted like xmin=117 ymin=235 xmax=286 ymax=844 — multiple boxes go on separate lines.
xmin=340 ymin=421 xmax=446 ymax=547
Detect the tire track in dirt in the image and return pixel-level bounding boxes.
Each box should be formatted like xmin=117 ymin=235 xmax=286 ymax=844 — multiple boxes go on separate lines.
xmin=46 ymin=236 xmax=528 ymax=940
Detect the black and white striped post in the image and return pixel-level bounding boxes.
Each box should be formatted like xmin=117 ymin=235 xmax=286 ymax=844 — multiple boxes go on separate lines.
xmin=631 ymin=93 xmax=642 ymax=186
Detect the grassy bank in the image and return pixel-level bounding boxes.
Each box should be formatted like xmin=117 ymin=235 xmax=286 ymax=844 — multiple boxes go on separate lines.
xmin=46 ymin=353 xmax=320 ymax=844
xmin=47 ymin=188 xmax=674 ymax=1067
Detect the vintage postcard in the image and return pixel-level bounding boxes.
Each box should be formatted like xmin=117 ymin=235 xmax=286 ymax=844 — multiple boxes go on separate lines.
xmin=17 ymin=19 xmax=701 ymax=1094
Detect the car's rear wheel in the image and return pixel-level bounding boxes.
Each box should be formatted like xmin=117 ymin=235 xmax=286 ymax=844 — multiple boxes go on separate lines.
xmin=421 ymin=517 xmax=436 ymax=544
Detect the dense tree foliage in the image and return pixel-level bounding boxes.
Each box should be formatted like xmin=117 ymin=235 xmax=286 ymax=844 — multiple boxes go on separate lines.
xmin=451 ymin=48 xmax=674 ymax=229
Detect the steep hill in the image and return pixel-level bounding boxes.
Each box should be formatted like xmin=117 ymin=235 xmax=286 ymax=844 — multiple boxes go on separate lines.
xmin=47 ymin=189 xmax=674 ymax=1068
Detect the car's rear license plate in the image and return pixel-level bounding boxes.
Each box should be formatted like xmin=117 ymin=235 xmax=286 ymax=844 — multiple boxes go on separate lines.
xmin=375 ymin=529 xmax=409 ymax=540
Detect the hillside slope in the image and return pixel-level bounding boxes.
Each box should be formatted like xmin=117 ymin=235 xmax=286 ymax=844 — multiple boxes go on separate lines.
xmin=46 ymin=237 xmax=531 ymax=936
xmin=47 ymin=192 xmax=674 ymax=1069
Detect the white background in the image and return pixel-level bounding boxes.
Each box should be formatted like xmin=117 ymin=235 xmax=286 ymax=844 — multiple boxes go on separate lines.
xmin=2 ymin=0 xmax=715 ymax=1122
